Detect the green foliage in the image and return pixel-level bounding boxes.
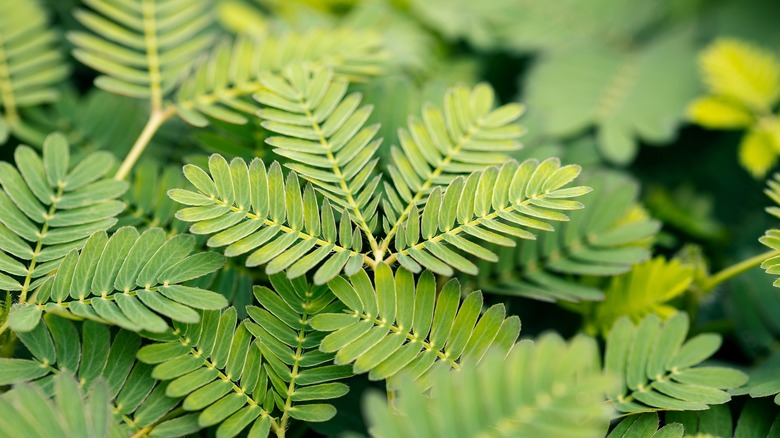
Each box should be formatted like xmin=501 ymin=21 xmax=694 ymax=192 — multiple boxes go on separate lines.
xmin=0 ymin=315 xmax=188 ymax=436
xmin=608 ymin=413 xmax=684 ymax=438
xmin=0 ymin=372 xmax=112 ymax=438
xmin=525 ymin=30 xmax=699 ymax=164
xmin=472 ymin=171 xmax=659 ymax=302
xmin=69 ymin=0 xmax=214 ymax=103
xmin=137 ymin=274 xmax=352 ymax=437
xmin=761 ymin=173 xmax=780 ymax=287
xmin=2 ymin=1 xmax=780 ymax=437
xmin=311 ymin=265 xmax=520 ymax=388
xmin=116 ymin=161 xmax=188 ymax=234
xmin=688 ymin=38 xmax=780 ymax=178
xmin=176 ymin=29 xmax=384 ymax=127
xmin=366 ymin=334 xmax=613 ymax=438
xmin=605 ymin=313 xmax=748 ymax=414
xmin=637 ymin=400 xmax=780 ymax=437
xmin=169 ymin=79 xmax=592 ymax=282
xmin=7 ymin=227 xmax=227 ymax=333
xmin=584 ymin=257 xmax=694 ymax=335
xmin=0 ymin=0 xmax=68 ymax=142
xmin=0 ymin=133 xmax=126 ymax=298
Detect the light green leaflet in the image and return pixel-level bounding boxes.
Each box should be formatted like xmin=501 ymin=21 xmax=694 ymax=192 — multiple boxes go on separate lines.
xmin=176 ymin=29 xmax=384 ymax=127
xmin=474 ymin=170 xmax=659 ymax=303
xmin=608 ymin=413 xmax=684 ymax=438
xmin=7 ymin=227 xmax=227 ymax=333
xmin=137 ymin=273 xmax=352 ymax=438
xmin=170 ymin=155 xmax=591 ymax=283
xmin=0 ymin=133 xmax=127 ymax=298
xmin=310 ymin=264 xmax=520 ymax=389
xmin=389 ymin=157 xmax=592 ymax=276
xmin=0 ymin=0 xmax=69 ymax=141
xmin=605 ymin=313 xmax=748 ymax=413
xmin=0 ymin=372 xmax=112 ymax=438
xmin=68 ymin=0 xmax=214 ymax=103
xmin=366 ymin=333 xmax=612 ymax=438
xmin=170 ymin=155 xmax=368 ymax=285
xmin=0 ymin=315 xmax=192 ymax=437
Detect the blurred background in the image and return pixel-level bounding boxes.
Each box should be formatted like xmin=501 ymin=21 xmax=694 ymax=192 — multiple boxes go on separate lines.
xmin=4 ymin=0 xmax=780 ymax=434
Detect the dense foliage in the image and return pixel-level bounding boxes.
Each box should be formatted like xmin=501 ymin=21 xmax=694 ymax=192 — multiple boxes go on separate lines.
xmin=1 ymin=0 xmax=780 ymax=437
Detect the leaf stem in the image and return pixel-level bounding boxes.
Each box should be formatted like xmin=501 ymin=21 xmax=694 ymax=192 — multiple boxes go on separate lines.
xmin=114 ymin=106 xmax=174 ymax=181
xmin=699 ymin=248 xmax=780 ymax=293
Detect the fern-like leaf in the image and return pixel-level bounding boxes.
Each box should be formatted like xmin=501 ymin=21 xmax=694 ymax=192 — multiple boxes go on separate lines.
xmin=310 ymin=264 xmax=520 ymax=389
xmin=366 ymin=333 xmax=612 ymax=438
xmin=605 ymin=313 xmax=747 ymax=413
xmin=473 ymin=171 xmax=659 ymax=302
xmin=175 ymin=29 xmax=384 ymax=127
xmin=0 ymin=372 xmax=111 ymax=438
xmin=381 ymin=83 xmax=525 ymax=249
xmin=608 ymin=413 xmax=684 ymax=438
xmin=255 ymin=66 xmax=383 ymax=248
xmin=0 ymin=0 xmax=68 ymax=138
xmin=388 ymin=158 xmax=592 ymax=276
xmin=7 ymin=227 xmax=227 ymax=332
xmin=0 ymin=315 xmax=194 ymax=437
xmin=169 ymin=155 xmax=367 ymax=284
xmin=525 ymin=29 xmax=698 ymax=164
xmin=68 ymin=0 xmax=215 ymax=107
xmin=761 ymin=173 xmax=780 ymax=286
xmin=586 ymin=257 xmax=693 ymax=335
xmin=138 ymin=274 xmax=352 ymax=437
xmin=0 ymin=133 xmax=127 ymax=300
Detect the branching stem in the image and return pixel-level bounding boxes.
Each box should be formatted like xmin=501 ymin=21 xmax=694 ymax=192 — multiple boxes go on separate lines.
xmin=114 ymin=106 xmax=175 ymax=181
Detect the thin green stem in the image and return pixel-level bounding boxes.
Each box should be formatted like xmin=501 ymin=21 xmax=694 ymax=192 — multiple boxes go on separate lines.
xmin=19 ymin=185 xmax=63 ymax=303
xmin=275 ymin=287 xmax=317 ymax=437
xmin=114 ymin=106 xmax=174 ymax=181
xmin=699 ymin=248 xmax=780 ymax=293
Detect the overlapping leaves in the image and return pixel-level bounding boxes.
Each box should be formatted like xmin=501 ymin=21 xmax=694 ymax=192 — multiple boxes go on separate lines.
xmin=170 ymin=155 xmax=367 ymax=285
xmin=366 ymin=334 xmax=612 ymax=438
xmin=0 ymin=133 xmax=127 ymax=298
xmin=608 ymin=413 xmax=683 ymax=438
xmin=0 ymin=372 xmax=112 ymax=438
xmin=68 ymin=0 xmax=214 ymax=103
xmin=254 ymin=66 xmax=383 ymax=240
xmin=473 ymin=171 xmax=659 ymax=302
xmin=176 ymin=29 xmax=384 ymax=127
xmin=138 ymin=274 xmax=352 ymax=438
xmin=389 ymin=157 xmax=592 ymax=276
xmin=7 ymin=227 xmax=227 ymax=332
xmin=311 ymin=265 xmax=520 ymax=389
xmin=0 ymin=0 xmax=69 ymax=143
xmin=605 ymin=313 xmax=747 ymax=413
xmin=0 ymin=315 xmax=191 ymax=437
xmin=116 ymin=161 xmax=188 ymax=234
xmin=585 ymin=257 xmax=694 ymax=335
xmin=761 ymin=172 xmax=780 ymax=286
xmin=381 ymin=82 xmax=525 ymax=234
